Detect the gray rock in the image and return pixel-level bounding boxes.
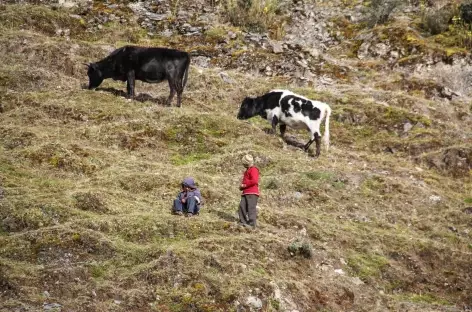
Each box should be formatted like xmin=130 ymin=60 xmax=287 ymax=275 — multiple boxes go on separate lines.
xmin=246 ymin=296 xmax=263 ymax=310
xmin=192 ymin=56 xmax=211 ymax=68
xmin=373 ymin=43 xmax=390 ymax=58
xmin=161 ymin=29 xmax=173 ymax=37
xmin=357 ymin=42 xmax=370 ymax=59
xmin=294 ymin=192 xmax=303 ymax=200
xmin=296 ymin=60 xmax=308 ymax=68
xmin=69 ymin=14 xmax=82 ymax=20
xmin=219 ymin=72 xmax=235 ymax=84
xmin=188 ymin=27 xmax=201 ymax=33
xmin=439 ymin=86 xmax=458 ymax=100
xmin=429 ymin=195 xmax=441 ymax=203
xmin=57 ymin=0 xmax=78 ymax=8
xmin=352 ymin=277 xmax=364 ymax=285
xmin=43 ymin=303 xmax=62 ymax=311
xmin=334 ymin=268 xmax=345 ymax=275
xmin=270 ymin=41 xmax=284 ymax=54
xmin=146 ymin=12 xmax=167 ymax=21
xmin=309 ymin=48 xmax=320 ymax=58
xmin=228 ymin=31 xmax=237 ymax=39
xmin=403 ymin=122 xmax=413 ymax=133
xmin=389 ymin=50 xmax=400 ymax=59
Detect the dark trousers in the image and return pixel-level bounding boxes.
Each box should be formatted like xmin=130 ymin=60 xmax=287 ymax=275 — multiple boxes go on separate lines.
xmin=173 ymin=196 xmax=199 ymax=214
xmin=238 ymin=194 xmax=258 ymax=227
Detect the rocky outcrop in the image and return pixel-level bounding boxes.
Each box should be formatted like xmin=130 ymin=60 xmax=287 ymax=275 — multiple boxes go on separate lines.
xmin=423 ymin=146 xmax=472 ymax=177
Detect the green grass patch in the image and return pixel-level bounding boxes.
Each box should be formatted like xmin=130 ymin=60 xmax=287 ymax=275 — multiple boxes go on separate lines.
xmin=89 ymin=262 xmax=108 ymax=279
xmin=0 ymin=4 xmax=86 ymax=38
xmin=305 ymin=171 xmax=334 ymax=181
xmin=171 ymin=153 xmax=211 ymax=166
xmin=347 ymin=253 xmax=389 ymax=280
xmin=396 ymin=293 xmax=452 ymax=306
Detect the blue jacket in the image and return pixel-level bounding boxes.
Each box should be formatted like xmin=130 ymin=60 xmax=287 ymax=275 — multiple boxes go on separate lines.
xmin=177 ymin=188 xmax=202 ymax=205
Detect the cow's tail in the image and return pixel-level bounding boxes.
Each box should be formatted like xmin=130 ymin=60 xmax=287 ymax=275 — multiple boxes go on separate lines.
xmin=322 ymin=105 xmax=331 ymax=151
xmin=182 ymin=55 xmax=190 ymax=90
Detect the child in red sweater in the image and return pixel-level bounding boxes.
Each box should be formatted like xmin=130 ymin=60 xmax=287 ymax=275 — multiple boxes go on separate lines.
xmin=238 ymin=154 xmax=260 ymax=228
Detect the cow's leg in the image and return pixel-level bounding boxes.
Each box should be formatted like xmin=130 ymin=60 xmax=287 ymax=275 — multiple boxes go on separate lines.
xmin=126 ymin=70 xmax=136 ymax=98
xmin=304 ymin=138 xmax=316 ymax=152
xmin=314 ymin=132 xmax=321 ymax=157
xmin=279 ymin=124 xmax=287 ymax=138
xmin=176 ymin=90 xmax=183 ymax=108
xmin=304 ymin=133 xmax=321 ymax=156
xmin=271 ymin=116 xmax=279 ymax=134
xmin=176 ymin=84 xmax=184 ymax=108
xmin=166 ymin=80 xmax=176 ymax=106
xmin=304 ymin=130 xmax=319 ymax=152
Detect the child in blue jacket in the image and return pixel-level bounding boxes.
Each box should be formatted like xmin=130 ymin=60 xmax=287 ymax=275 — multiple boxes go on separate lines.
xmin=173 ymin=177 xmax=202 ymax=217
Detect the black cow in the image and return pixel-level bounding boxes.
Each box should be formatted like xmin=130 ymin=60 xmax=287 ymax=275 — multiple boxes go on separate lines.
xmin=237 ymin=89 xmax=331 ymax=157
xmin=85 ymin=45 xmax=190 ymax=107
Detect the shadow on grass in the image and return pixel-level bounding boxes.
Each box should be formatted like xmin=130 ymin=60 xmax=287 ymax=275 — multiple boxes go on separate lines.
xmin=80 ymin=84 xmax=168 ymax=105
xmin=96 ymin=87 xmax=168 ymax=104
xmin=213 ymin=210 xmax=238 ymax=222
xmin=284 ymin=135 xmax=307 ymax=150
xmin=261 ymin=129 xmax=312 ymax=154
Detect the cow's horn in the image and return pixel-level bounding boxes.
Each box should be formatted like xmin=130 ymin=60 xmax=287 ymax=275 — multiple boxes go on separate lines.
xmin=82 ymin=63 xmax=90 ymax=68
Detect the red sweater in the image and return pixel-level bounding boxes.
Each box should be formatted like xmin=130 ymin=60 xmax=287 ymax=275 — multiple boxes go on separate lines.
xmin=241 ymin=166 xmax=260 ymax=196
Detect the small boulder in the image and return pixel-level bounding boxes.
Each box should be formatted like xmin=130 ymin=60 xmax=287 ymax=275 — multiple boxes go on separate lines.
xmin=270 ymin=41 xmax=284 ymax=54
xmin=228 ymin=31 xmax=237 ymax=39
xmin=246 ymin=296 xmax=263 ymax=310
xmin=429 ymin=195 xmax=441 ymax=203
xmin=219 ymin=72 xmax=235 ymax=84
xmin=43 ymin=303 xmax=62 ymax=311
xmin=403 ymin=122 xmax=413 ymax=133
xmin=357 ymin=42 xmax=370 ymax=59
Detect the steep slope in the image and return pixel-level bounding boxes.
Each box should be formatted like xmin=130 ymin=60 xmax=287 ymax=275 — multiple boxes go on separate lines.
xmin=0 ymin=2 xmax=471 ymax=312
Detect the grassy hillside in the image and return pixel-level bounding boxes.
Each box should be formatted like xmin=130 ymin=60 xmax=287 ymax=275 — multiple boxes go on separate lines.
xmin=0 ymin=3 xmax=471 ymax=312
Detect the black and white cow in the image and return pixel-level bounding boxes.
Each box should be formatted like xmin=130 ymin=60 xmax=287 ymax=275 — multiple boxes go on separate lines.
xmin=237 ymin=89 xmax=331 ymax=157
xmin=85 ymin=45 xmax=190 ymax=107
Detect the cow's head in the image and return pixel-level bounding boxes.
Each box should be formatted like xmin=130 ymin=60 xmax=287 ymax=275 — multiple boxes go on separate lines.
xmin=237 ymin=97 xmax=258 ymax=120
xmin=86 ymin=63 xmax=104 ymax=89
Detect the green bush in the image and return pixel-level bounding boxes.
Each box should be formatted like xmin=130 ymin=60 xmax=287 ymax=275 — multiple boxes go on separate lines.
xmin=73 ymin=192 xmax=108 ymax=213
xmin=422 ymin=7 xmax=455 ymax=35
xmin=223 ymin=0 xmax=284 ymax=32
xmin=288 ymin=239 xmax=313 ymax=259
xmin=366 ymin=0 xmax=403 ymax=27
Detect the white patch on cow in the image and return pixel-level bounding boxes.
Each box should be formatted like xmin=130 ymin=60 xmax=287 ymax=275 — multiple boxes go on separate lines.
xmin=265 ymin=106 xmax=281 ymax=124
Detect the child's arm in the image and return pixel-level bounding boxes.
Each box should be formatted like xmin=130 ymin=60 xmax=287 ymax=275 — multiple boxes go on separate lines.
xmin=180 ymin=191 xmax=188 ymax=203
